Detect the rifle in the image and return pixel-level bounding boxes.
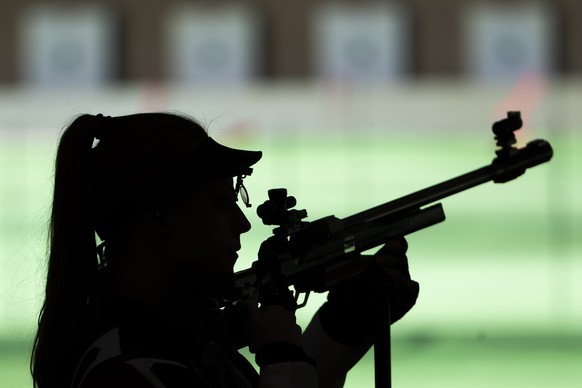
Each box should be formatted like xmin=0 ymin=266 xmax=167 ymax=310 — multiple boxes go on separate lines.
xmin=223 ymin=111 xmax=553 ymax=387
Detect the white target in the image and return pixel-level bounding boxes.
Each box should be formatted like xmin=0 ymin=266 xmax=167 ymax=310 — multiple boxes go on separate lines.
xmin=165 ymin=6 xmax=260 ymax=86
xmin=312 ymin=3 xmax=410 ymax=85
xmin=19 ymin=5 xmax=116 ymax=88
xmin=463 ymin=4 xmax=555 ymax=83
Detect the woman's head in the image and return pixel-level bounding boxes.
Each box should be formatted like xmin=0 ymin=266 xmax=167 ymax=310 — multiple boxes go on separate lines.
xmin=89 ymin=114 xmax=259 ymax=290
xmin=32 ymin=112 xmax=260 ymax=387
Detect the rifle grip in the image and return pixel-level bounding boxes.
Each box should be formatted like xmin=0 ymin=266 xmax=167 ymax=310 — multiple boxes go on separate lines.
xmin=259 ymin=282 xmax=297 ymax=312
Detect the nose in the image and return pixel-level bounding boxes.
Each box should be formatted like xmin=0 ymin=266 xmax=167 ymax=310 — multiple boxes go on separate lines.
xmin=234 ymin=203 xmax=252 ymax=235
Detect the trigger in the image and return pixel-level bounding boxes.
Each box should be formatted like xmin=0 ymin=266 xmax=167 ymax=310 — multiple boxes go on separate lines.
xmin=295 ymin=290 xmax=311 ymax=309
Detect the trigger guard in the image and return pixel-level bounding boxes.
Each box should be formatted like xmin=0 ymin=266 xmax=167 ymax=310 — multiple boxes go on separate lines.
xmin=295 ymin=290 xmax=311 ymax=309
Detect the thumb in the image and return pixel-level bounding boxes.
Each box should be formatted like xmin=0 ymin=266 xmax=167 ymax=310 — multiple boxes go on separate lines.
xmin=243 ymin=290 xmax=261 ymax=322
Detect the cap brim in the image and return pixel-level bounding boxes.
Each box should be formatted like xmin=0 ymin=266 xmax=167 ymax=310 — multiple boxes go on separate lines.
xmin=184 ymin=137 xmax=262 ymax=180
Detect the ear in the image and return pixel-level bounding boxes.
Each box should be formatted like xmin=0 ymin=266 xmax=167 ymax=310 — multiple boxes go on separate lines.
xmin=140 ymin=209 xmax=167 ymax=234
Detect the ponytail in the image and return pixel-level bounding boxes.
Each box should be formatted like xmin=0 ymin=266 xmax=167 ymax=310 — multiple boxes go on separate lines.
xmin=31 ymin=112 xmax=208 ymax=388
xmin=31 ymin=114 xmax=101 ymax=388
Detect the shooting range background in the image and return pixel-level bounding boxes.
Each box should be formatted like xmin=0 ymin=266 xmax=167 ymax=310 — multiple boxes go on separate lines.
xmin=0 ymin=1 xmax=581 ymax=387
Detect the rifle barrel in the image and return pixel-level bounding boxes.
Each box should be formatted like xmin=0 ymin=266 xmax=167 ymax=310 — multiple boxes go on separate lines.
xmin=343 ymin=139 xmax=553 ymax=229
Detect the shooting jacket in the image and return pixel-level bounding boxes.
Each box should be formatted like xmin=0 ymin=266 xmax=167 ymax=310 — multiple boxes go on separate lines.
xmin=67 ymin=281 xmax=370 ymax=388
xmin=68 ymin=285 xmax=321 ymax=388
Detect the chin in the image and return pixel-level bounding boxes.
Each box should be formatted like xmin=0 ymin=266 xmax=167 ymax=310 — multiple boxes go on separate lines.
xmin=220 ymin=267 xmax=235 ymax=279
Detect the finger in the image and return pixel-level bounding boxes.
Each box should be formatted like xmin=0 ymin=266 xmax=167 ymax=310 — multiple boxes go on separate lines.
xmin=395 ymin=236 xmax=409 ymax=252
xmin=380 ymin=268 xmax=404 ymax=288
xmin=379 ymin=236 xmax=408 ymax=255
xmin=395 ymin=277 xmax=419 ymax=291
xmin=372 ymin=263 xmax=419 ymax=290
xmin=374 ymin=255 xmax=401 ymax=267
xmin=260 ymin=304 xmax=287 ymax=316
xmin=374 ymin=254 xmax=411 ymax=276
xmin=241 ymin=290 xmax=258 ymax=309
xmin=243 ymin=290 xmax=262 ymax=322
xmin=408 ymin=279 xmax=420 ymax=294
xmin=388 ymin=237 xmax=407 ymax=253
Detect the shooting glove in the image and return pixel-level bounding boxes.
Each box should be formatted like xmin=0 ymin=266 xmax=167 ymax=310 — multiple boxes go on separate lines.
xmin=318 ymin=237 xmax=419 ymax=345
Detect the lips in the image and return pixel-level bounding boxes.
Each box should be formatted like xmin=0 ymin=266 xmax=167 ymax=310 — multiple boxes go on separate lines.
xmin=231 ymin=245 xmax=241 ymax=255
xmin=227 ymin=251 xmax=239 ymax=264
xmin=227 ymin=245 xmax=241 ymax=264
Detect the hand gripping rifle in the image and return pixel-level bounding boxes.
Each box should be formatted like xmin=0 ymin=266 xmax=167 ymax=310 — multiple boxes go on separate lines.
xmin=223 ymin=112 xmax=553 ymax=387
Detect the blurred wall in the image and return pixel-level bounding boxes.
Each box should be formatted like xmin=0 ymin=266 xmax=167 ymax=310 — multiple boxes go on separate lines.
xmin=0 ymin=0 xmax=580 ymax=85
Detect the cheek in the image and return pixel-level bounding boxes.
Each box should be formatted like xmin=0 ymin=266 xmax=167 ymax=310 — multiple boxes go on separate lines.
xmin=167 ymin=210 xmax=231 ymax=265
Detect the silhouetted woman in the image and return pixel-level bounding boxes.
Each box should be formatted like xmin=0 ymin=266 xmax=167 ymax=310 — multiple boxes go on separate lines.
xmin=31 ymin=113 xmax=419 ymax=388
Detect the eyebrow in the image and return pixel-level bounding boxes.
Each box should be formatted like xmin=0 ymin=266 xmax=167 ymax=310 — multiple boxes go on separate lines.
xmin=214 ymin=181 xmax=235 ymax=194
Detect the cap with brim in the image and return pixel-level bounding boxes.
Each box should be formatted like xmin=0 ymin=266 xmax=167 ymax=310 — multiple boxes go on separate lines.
xmin=180 ymin=137 xmax=262 ymax=180
xmin=157 ymin=137 xmax=262 ymax=195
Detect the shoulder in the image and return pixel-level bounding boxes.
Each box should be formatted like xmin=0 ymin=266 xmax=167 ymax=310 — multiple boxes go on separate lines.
xmin=80 ymin=355 xmax=206 ymax=388
xmin=72 ymin=327 xmax=205 ymax=388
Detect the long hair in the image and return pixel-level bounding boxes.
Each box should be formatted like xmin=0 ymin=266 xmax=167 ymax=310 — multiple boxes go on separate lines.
xmin=31 ymin=114 xmax=99 ymax=388
xmin=31 ymin=112 xmax=207 ymax=388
